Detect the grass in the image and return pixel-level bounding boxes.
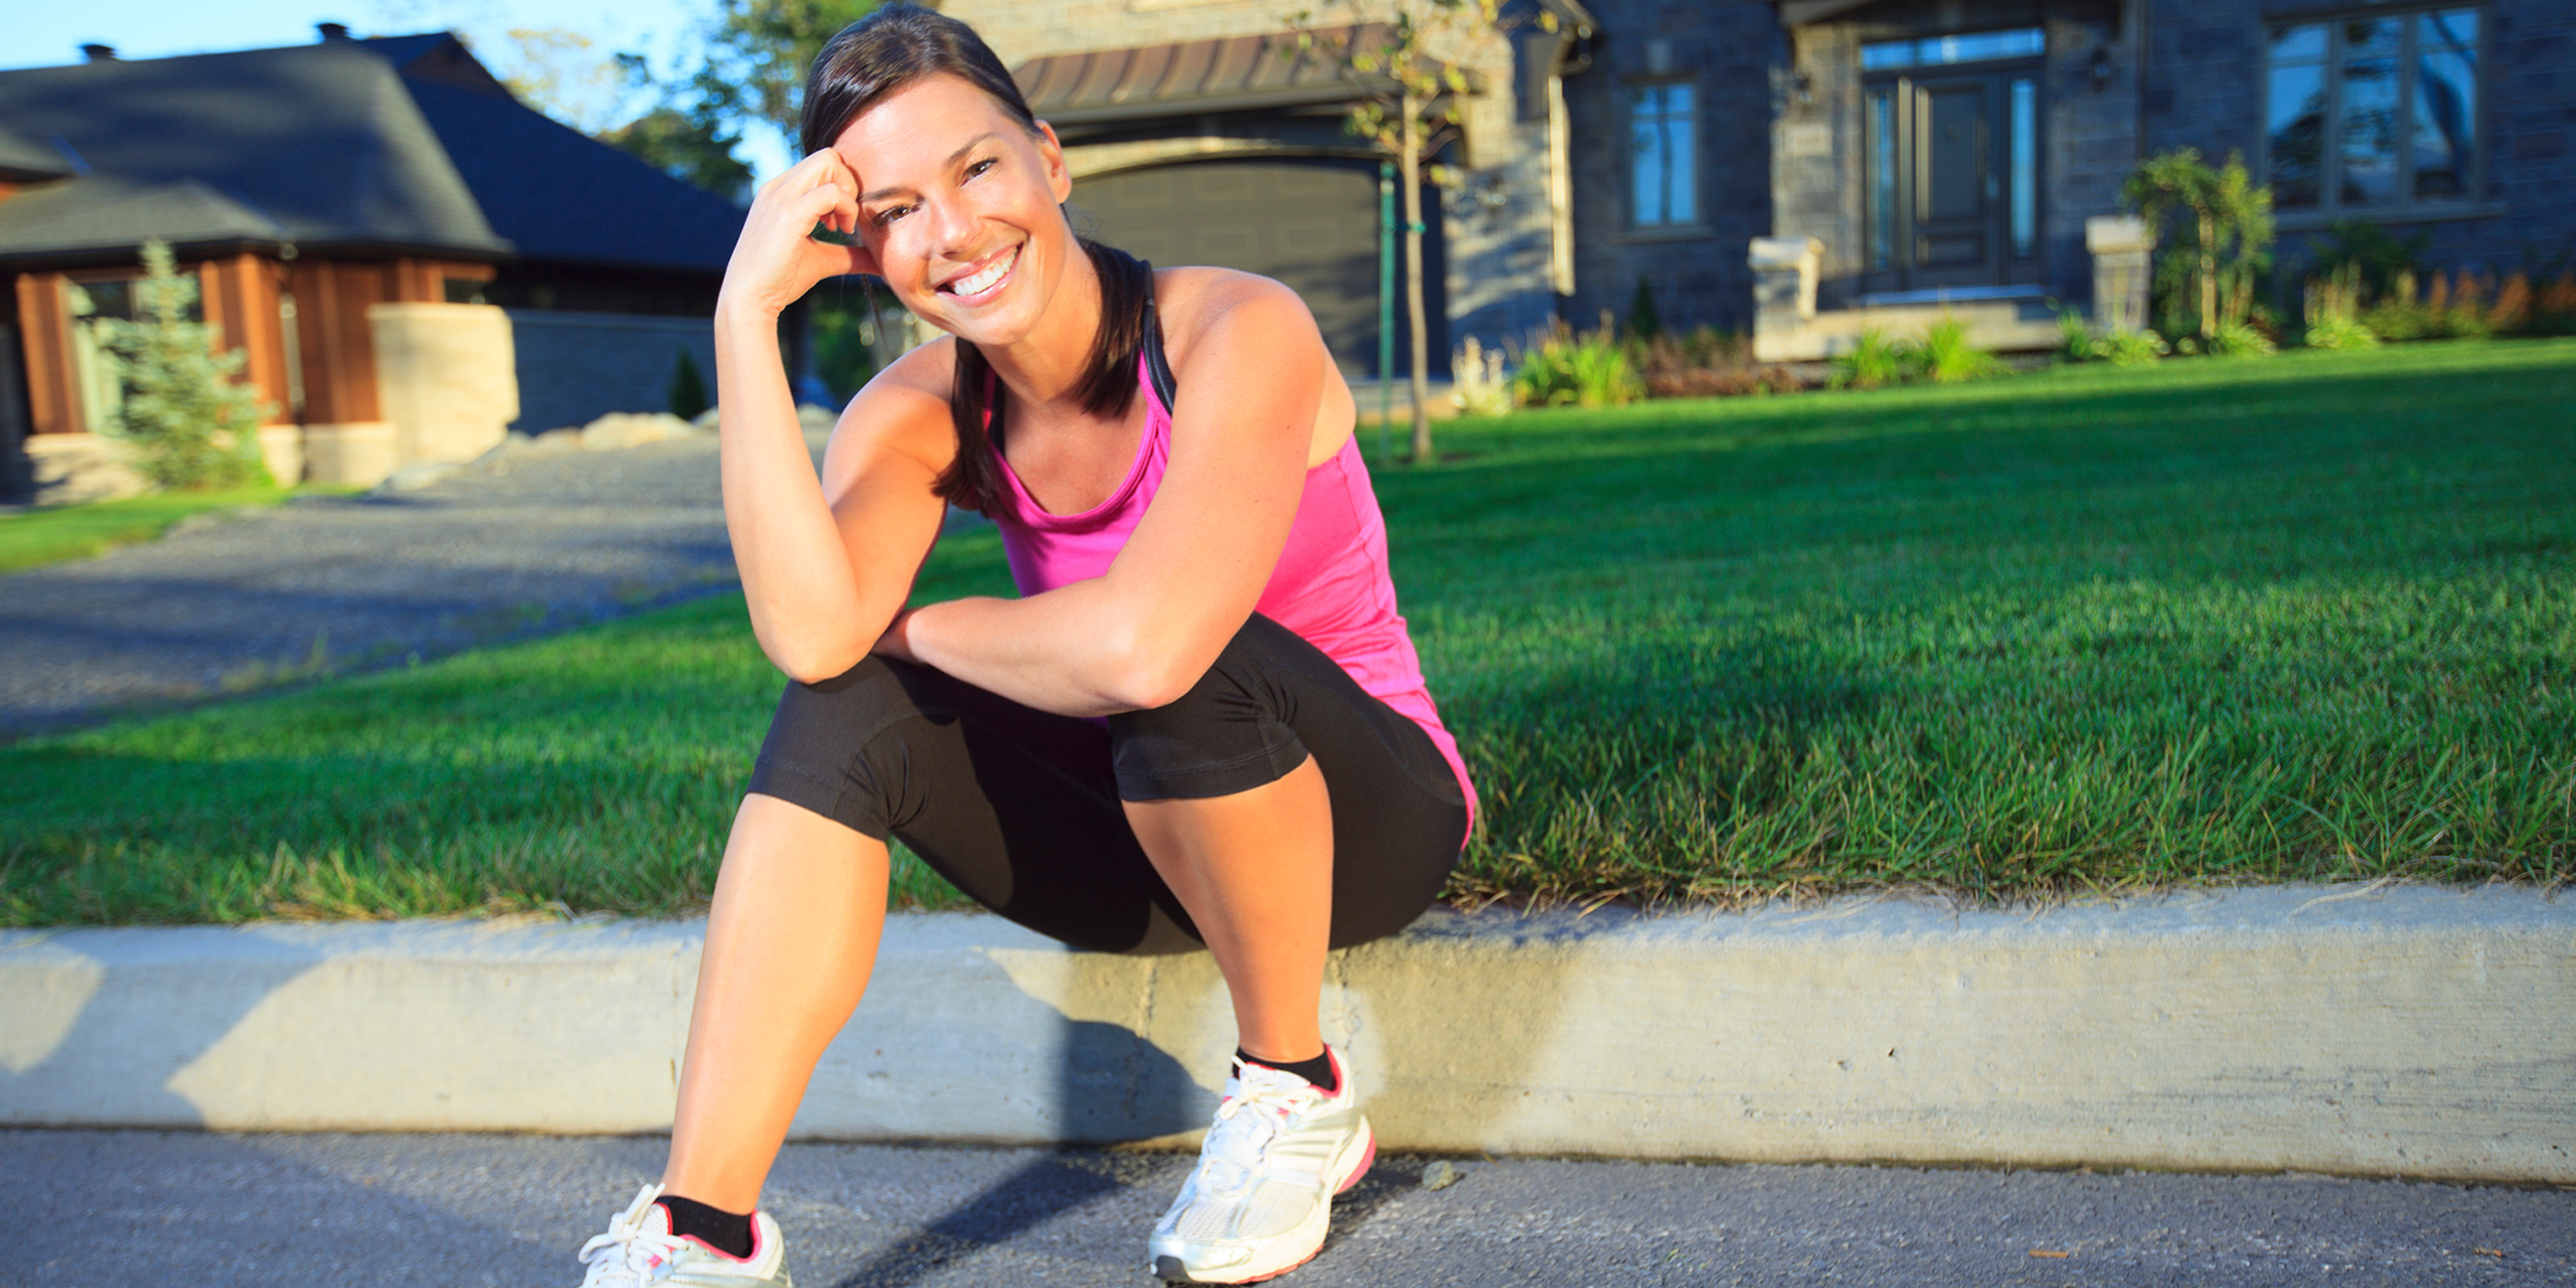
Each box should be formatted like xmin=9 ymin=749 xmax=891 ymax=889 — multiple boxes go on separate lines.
xmin=0 ymin=485 xmax=306 ymax=574
xmin=4 ymin=340 xmax=2572 ymax=924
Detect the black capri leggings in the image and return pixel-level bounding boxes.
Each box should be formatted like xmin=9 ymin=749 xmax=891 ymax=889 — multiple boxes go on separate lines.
xmin=745 ymin=613 xmax=1470 ymax=955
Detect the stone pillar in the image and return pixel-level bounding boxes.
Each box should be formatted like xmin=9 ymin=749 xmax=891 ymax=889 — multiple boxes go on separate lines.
xmin=1748 ymin=236 xmax=1822 ymax=363
xmin=368 ymin=302 xmax=518 ymax=466
xmin=2087 ymin=216 xmax=2153 ymax=334
xmin=254 ymin=424 xmax=305 ymax=486
xmin=300 ymin=423 xmax=400 ymax=487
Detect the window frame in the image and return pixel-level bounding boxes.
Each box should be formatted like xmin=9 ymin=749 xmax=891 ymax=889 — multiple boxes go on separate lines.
xmin=1622 ymin=75 xmax=1704 ymax=235
xmin=2259 ymin=3 xmax=2491 ymax=224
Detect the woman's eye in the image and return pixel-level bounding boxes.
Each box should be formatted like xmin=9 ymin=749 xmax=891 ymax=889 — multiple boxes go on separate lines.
xmin=965 ymin=158 xmax=997 ymax=181
xmin=872 ymin=205 xmax=910 ymax=228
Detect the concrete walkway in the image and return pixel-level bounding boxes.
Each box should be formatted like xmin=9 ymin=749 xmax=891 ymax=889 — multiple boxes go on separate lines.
xmin=0 ymin=437 xmax=744 ymax=735
xmin=14 ymin=1127 xmax=2571 ymax=1286
xmin=7 ymin=886 xmax=2569 ymax=1182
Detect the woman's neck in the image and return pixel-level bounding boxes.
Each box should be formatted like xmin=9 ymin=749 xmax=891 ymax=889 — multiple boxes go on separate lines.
xmin=979 ymin=241 xmax=1102 ymax=415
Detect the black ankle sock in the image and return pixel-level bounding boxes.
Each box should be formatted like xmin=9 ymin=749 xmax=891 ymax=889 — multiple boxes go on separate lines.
xmin=656 ymin=1194 xmax=754 ymax=1259
xmin=1237 ymin=1046 xmax=1338 ymax=1094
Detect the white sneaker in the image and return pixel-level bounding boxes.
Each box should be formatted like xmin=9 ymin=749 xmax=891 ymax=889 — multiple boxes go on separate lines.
xmin=1147 ymin=1046 xmax=1376 ymax=1283
xmin=574 ymin=1184 xmax=793 ymax=1287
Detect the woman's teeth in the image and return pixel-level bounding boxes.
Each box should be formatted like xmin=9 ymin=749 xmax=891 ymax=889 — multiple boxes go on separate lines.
xmin=944 ymin=246 xmax=1017 ymax=298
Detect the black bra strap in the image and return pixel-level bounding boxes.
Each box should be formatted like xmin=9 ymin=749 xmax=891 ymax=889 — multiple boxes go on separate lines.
xmin=1141 ymin=275 xmax=1180 ymax=412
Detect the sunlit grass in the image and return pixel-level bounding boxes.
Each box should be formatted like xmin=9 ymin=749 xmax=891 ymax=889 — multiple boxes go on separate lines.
xmin=3 ymin=340 xmax=2570 ymax=924
xmin=0 ymin=484 xmax=322 ymax=574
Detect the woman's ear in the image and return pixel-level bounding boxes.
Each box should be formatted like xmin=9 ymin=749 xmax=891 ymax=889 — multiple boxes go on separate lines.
xmin=1034 ymin=119 xmax=1073 ymax=204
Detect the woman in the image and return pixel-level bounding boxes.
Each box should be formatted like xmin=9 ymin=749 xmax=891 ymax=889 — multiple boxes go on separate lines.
xmin=570 ymin=6 xmax=1473 ymax=1285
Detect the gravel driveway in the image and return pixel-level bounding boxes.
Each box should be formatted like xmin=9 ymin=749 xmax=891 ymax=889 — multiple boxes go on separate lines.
xmin=0 ymin=434 xmax=772 ymax=736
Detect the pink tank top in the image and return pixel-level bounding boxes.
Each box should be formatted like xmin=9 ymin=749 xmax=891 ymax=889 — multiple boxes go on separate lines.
xmin=983 ymin=336 xmax=1476 ymax=829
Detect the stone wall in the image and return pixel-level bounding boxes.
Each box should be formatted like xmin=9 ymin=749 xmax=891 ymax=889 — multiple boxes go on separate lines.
xmin=1563 ymin=0 xmax=1784 ymax=334
xmin=506 ymin=311 xmax=717 ymax=434
xmin=370 ymin=304 xmax=517 ymax=466
xmin=2144 ymin=0 xmax=2576 ymax=282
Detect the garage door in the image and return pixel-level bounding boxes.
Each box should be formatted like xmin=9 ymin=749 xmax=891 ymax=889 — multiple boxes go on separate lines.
xmin=1069 ymin=158 xmax=1446 ymax=379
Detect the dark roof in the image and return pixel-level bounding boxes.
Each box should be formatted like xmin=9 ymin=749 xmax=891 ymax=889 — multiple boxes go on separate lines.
xmin=0 ymin=129 xmax=73 ymax=182
xmin=1014 ymin=24 xmax=1433 ymax=126
xmin=395 ymin=76 xmax=744 ymax=272
xmin=0 ymin=176 xmax=286 ymax=259
xmin=0 ymin=33 xmax=740 ymax=272
xmin=0 ymin=42 xmax=501 ymax=263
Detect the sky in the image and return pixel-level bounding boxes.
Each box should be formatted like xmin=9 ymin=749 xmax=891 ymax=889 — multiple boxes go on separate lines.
xmin=0 ymin=0 xmax=797 ymax=180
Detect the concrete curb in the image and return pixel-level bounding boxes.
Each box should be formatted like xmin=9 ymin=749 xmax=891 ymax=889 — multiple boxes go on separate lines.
xmin=3 ymin=884 xmax=2569 ymax=1181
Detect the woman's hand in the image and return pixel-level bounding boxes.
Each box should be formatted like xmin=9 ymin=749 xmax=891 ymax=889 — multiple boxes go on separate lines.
xmin=870 ymin=607 xmax=923 ymax=665
xmin=719 ymin=148 xmax=882 ymax=320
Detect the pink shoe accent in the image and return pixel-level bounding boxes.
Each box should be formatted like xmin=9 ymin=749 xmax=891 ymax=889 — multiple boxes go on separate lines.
xmin=1334 ymin=1130 xmax=1377 ymax=1195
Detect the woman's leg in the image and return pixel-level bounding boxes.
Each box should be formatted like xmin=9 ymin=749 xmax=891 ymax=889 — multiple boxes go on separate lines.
xmin=660 ymin=794 xmax=889 ymax=1211
xmin=1109 ymin=614 xmax=1469 ymax=1067
xmin=1123 ymin=756 xmax=1334 ymax=1065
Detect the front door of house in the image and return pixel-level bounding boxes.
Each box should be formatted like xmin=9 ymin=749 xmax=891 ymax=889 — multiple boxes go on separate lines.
xmin=1861 ymin=60 xmax=2043 ymax=295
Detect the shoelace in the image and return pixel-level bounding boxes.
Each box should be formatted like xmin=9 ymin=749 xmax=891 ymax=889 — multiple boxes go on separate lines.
xmin=1194 ymin=1071 xmax=1325 ymax=1196
xmin=578 ymin=1186 xmax=695 ymax=1285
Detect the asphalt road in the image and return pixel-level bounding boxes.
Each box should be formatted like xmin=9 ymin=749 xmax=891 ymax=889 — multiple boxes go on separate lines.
xmin=14 ymin=1130 xmax=2570 ymax=1287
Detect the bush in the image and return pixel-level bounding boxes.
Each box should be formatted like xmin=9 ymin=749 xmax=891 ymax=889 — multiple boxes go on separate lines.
xmin=2300 ymin=312 xmax=2378 ymax=350
xmin=1510 ymin=321 xmax=1643 ymax=408
xmin=668 ymin=348 xmax=710 ymax=421
xmin=2205 ymin=319 xmax=2278 ymax=358
xmin=92 ymin=240 xmax=273 ymax=491
xmin=1632 ymin=325 xmax=1796 ymax=398
xmin=1917 ymin=316 xmax=2004 ymax=382
xmin=1829 ymin=328 xmax=1912 ymax=390
xmin=1450 ymin=336 xmax=1514 ymax=417
xmin=2098 ymin=329 xmax=2169 ymax=366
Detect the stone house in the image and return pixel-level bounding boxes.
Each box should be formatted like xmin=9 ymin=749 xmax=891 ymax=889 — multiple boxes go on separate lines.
xmin=0 ymin=27 xmax=743 ymax=500
xmin=955 ymin=0 xmax=2571 ymax=372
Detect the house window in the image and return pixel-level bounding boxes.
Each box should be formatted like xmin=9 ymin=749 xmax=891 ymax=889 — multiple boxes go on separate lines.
xmin=2266 ymin=7 xmax=2481 ymax=214
xmin=1861 ymin=27 xmax=2044 ymax=71
xmin=63 ymin=278 xmax=143 ymax=436
xmin=1629 ymin=82 xmax=1696 ymax=228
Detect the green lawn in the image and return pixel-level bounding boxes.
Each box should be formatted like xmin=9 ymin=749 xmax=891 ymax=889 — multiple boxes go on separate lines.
xmin=0 ymin=485 xmax=305 ymax=574
xmin=4 ymin=340 xmax=2571 ymax=925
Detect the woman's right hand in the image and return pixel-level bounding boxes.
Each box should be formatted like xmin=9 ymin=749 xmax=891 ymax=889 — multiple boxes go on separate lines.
xmin=719 ymin=148 xmax=882 ymax=320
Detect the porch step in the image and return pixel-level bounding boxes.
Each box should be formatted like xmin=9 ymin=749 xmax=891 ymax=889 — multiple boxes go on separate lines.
xmin=1754 ymin=294 xmax=2069 ymax=363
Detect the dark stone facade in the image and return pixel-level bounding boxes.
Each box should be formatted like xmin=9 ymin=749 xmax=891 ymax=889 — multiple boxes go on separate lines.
xmin=2144 ymin=0 xmax=2576 ymax=279
xmin=1559 ymin=0 xmax=2576 ymax=336
xmin=1560 ymin=0 xmax=1786 ymax=334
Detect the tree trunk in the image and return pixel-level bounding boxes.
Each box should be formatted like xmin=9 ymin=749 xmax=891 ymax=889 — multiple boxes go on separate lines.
xmin=1401 ymin=96 xmax=1433 ymax=465
xmin=2197 ymin=210 xmax=2218 ymax=337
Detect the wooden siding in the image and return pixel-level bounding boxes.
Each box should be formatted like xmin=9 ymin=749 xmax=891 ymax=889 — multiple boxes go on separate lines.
xmin=11 ymin=272 xmax=75 ymax=436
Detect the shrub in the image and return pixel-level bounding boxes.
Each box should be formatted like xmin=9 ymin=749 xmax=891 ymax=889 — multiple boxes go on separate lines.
xmin=2098 ymin=329 xmax=2169 ymax=366
xmin=668 ymin=348 xmax=711 ymax=421
xmin=2055 ymin=306 xmax=2099 ymax=362
xmin=1510 ymin=321 xmax=1643 ymax=408
xmin=2205 ymin=319 xmax=2278 ymax=358
xmin=92 ymin=240 xmax=274 ymax=491
xmin=1449 ymin=336 xmax=1514 ymax=417
xmin=1829 ymin=328 xmax=1912 ymax=390
xmin=1917 ymin=316 xmax=2004 ymax=382
xmin=1632 ymin=325 xmax=1797 ymax=398
xmin=2300 ymin=312 xmax=2378 ymax=350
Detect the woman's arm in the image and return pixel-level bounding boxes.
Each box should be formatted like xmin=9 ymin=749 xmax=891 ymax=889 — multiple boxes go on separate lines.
xmin=884 ymin=273 xmax=1326 ymax=715
xmin=719 ymin=151 xmax=951 ymax=683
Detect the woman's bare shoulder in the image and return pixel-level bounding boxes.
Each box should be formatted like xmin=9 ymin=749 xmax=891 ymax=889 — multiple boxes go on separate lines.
xmin=1152 ymin=266 xmax=1315 ymax=374
xmin=830 ymin=334 xmax=959 ymax=467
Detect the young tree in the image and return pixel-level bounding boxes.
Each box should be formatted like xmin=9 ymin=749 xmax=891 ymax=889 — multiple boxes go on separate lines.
xmin=1288 ymin=0 xmax=1506 ymax=465
xmin=93 ymin=240 xmax=274 ymax=490
xmin=2123 ymin=148 xmax=2275 ymax=339
xmin=698 ymin=0 xmax=887 ymax=147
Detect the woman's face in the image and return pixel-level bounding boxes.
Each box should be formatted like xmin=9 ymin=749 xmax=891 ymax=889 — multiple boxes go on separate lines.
xmin=833 ymin=72 xmax=1074 ymax=350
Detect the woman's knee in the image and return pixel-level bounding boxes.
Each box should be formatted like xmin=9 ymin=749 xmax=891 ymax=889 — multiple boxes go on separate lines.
xmin=1107 ymin=623 xmax=1311 ymax=803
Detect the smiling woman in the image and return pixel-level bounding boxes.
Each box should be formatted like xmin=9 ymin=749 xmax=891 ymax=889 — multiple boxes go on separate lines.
xmin=553 ymin=6 xmax=1476 ymax=1288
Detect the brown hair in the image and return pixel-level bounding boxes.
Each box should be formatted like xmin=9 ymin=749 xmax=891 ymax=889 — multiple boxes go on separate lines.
xmin=803 ymin=3 xmax=1152 ymax=514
